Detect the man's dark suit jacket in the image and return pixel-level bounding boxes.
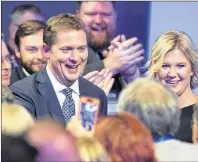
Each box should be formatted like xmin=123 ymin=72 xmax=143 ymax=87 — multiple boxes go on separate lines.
xmin=10 ymin=68 xmax=108 ymax=126
xmin=10 ymin=66 xmax=27 ymax=85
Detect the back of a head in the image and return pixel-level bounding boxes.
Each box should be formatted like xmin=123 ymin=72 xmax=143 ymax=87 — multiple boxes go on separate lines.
xmin=76 ymin=136 xmax=110 ymax=162
xmin=15 ymin=20 xmax=46 ymax=48
xmin=2 ymin=134 xmax=38 ymax=162
xmin=26 ymin=118 xmax=68 ymax=147
xmin=26 ymin=119 xmax=81 ymax=161
xmin=117 ymin=78 xmax=180 ymax=137
xmin=2 ymin=103 xmax=34 ymax=136
xmin=94 ymin=112 xmax=156 ymax=162
xmin=44 ymin=13 xmax=86 ymax=49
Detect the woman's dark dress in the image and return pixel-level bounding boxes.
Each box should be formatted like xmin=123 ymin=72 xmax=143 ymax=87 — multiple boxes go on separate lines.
xmin=175 ymin=104 xmax=195 ymax=143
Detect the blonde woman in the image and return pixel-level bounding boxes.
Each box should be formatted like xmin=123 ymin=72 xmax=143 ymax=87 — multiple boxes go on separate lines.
xmin=2 ymin=103 xmax=34 ymax=136
xmin=76 ymin=136 xmax=110 ymax=162
xmin=145 ymin=30 xmax=198 ymax=143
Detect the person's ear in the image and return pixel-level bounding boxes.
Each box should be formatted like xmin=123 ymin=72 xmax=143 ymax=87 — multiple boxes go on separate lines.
xmin=15 ymin=46 xmax=21 ymax=59
xmin=76 ymin=9 xmax=80 ymax=17
xmin=43 ymin=44 xmax=50 ymax=59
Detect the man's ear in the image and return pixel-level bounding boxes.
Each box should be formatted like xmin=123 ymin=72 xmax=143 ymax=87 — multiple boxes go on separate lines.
xmin=76 ymin=9 xmax=80 ymax=17
xmin=43 ymin=44 xmax=50 ymax=59
xmin=15 ymin=46 xmax=21 ymax=59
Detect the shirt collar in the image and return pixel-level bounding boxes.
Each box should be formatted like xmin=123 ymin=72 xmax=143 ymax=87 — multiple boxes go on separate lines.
xmin=46 ymin=65 xmax=80 ymax=95
xmin=22 ymin=67 xmax=31 ymax=77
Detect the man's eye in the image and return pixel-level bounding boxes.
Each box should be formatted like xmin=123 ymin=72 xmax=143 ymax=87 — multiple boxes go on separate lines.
xmin=102 ymin=13 xmax=112 ymax=17
xmin=85 ymin=13 xmax=97 ymax=16
xmin=78 ymin=47 xmax=86 ymax=53
xmin=27 ymin=48 xmax=38 ymax=53
xmin=60 ymin=48 xmax=71 ymax=53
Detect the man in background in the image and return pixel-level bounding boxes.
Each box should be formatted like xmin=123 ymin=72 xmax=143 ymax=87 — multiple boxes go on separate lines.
xmin=77 ymin=1 xmax=144 ymax=114
xmin=7 ymin=4 xmax=45 ymax=66
xmin=10 ymin=20 xmax=47 ymax=84
xmin=2 ymin=34 xmax=12 ymax=86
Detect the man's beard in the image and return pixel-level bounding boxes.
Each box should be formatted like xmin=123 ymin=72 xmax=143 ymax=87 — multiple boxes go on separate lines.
xmin=87 ymin=29 xmax=113 ymax=52
xmin=21 ymin=61 xmax=46 ymax=75
xmin=22 ymin=62 xmax=36 ymax=75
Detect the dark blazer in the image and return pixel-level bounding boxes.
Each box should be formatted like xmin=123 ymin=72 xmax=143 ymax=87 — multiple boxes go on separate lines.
xmin=83 ymin=47 xmax=104 ymax=75
xmin=10 ymin=66 xmax=27 ymax=85
xmin=10 ymin=68 xmax=108 ymax=126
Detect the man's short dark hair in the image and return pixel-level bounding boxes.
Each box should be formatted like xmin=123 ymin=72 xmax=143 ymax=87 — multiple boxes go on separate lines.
xmin=2 ymin=134 xmax=38 ymax=162
xmin=77 ymin=1 xmax=116 ymax=10
xmin=44 ymin=13 xmax=86 ymax=49
xmin=10 ymin=4 xmax=44 ymax=24
xmin=15 ymin=20 xmax=46 ymax=48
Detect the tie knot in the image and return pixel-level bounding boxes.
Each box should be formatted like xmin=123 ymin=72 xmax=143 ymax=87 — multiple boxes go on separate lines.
xmin=62 ymin=88 xmax=72 ymax=97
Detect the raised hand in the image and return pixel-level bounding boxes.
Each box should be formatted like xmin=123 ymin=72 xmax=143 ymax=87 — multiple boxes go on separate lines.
xmin=83 ymin=69 xmax=114 ymax=95
xmin=103 ymin=36 xmax=144 ymax=76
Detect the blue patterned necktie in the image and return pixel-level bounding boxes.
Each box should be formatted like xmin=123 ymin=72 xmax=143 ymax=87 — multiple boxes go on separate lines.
xmin=61 ymin=88 xmax=75 ymax=124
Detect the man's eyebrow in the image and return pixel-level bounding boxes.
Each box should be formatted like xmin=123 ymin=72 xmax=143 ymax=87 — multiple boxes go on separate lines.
xmin=78 ymin=45 xmax=87 ymax=48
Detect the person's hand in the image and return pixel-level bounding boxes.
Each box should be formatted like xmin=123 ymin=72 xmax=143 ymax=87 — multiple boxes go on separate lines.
xmin=103 ymin=37 xmax=144 ymax=76
xmin=66 ymin=116 xmax=94 ymax=137
xmin=83 ymin=70 xmax=104 ymax=87
xmin=101 ymin=69 xmax=114 ymax=95
xmin=83 ymin=69 xmax=114 ymax=95
xmin=121 ymin=65 xmax=140 ymax=83
xmin=101 ymin=35 xmax=126 ymax=58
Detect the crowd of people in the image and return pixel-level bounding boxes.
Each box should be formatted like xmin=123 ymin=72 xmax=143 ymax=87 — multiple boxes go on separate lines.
xmin=2 ymin=1 xmax=198 ymax=162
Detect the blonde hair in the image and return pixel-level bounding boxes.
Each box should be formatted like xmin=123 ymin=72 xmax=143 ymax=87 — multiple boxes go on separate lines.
xmin=145 ymin=30 xmax=198 ymax=89
xmin=117 ymin=78 xmax=180 ymax=137
xmin=2 ymin=103 xmax=34 ymax=136
xmin=77 ymin=136 xmax=110 ymax=162
xmin=193 ymin=103 xmax=198 ymax=124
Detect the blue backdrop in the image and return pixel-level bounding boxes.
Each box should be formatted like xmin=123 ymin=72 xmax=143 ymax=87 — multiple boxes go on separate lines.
xmin=2 ymin=1 xmax=151 ymax=60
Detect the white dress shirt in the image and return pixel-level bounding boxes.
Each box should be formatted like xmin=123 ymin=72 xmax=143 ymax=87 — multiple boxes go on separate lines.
xmin=46 ymin=66 xmax=80 ymax=115
xmin=22 ymin=67 xmax=31 ymax=77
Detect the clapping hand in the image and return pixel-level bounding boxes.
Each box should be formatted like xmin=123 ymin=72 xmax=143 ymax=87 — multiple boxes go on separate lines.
xmin=83 ymin=69 xmax=114 ymax=95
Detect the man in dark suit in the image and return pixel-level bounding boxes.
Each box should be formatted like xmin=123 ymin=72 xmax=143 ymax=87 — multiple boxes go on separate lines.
xmin=77 ymin=1 xmax=144 ymax=114
xmin=10 ymin=20 xmax=47 ymax=85
xmin=10 ymin=13 xmax=107 ymax=126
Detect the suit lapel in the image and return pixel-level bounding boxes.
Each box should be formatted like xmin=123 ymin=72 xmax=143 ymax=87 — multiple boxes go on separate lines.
xmin=36 ymin=68 xmax=66 ymax=125
xmin=17 ymin=66 xmax=27 ymax=80
xmin=79 ymin=77 xmax=88 ymax=97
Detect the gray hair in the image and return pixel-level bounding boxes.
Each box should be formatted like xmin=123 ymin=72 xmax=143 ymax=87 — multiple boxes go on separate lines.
xmin=2 ymin=85 xmax=15 ymax=104
xmin=117 ymin=78 xmax=180 ymax=137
